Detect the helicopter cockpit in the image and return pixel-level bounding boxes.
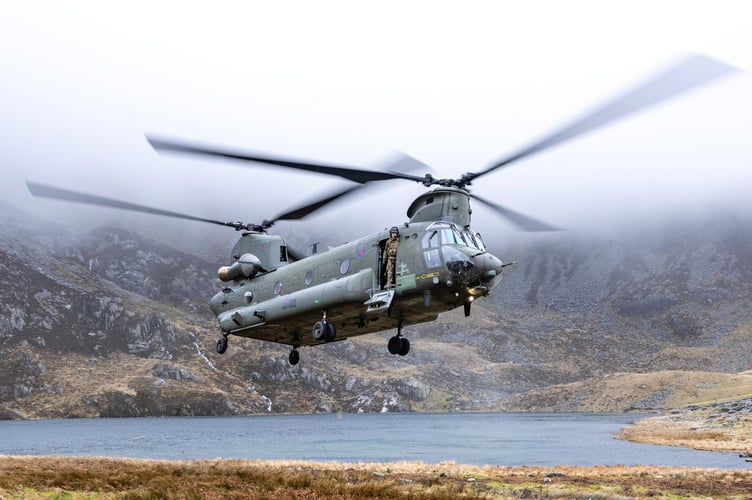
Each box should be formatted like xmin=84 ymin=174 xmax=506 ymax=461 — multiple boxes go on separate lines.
xmin=421 ymin=221 xmax=491 ymax=283
xmin=422 ymin=221 xmax=485 ymax=259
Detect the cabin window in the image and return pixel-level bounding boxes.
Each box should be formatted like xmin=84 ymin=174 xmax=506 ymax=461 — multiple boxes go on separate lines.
xmin=305 ymin=270 xmax=314 ymax=286
xmin=339 ymin=259 xmax=350 ymax=275
xmin=273 ymin=281 xmax=282 ymax=295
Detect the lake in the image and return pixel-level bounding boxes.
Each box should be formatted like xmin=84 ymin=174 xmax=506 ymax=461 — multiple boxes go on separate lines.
xmin=0 ymin=412 xmax=747 ymax=468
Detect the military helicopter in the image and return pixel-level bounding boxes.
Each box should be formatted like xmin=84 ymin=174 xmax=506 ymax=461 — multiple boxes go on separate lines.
xmin=27 ymin=54 xmax=736 ymax=366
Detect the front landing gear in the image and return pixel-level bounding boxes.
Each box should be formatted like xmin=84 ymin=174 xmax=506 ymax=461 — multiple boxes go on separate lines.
xmin=388 ymin=335 xmax=410 ymax=356
xmin=387 ymin=323 xmax=410 ymax=356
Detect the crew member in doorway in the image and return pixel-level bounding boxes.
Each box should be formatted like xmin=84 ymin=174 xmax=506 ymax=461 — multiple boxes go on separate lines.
xmin=382 ymin=226 xmax=400 ymax=288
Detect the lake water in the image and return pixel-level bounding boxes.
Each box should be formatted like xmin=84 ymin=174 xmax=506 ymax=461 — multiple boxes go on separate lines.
xmin=0 ymin=412 xmax=747 ymax=468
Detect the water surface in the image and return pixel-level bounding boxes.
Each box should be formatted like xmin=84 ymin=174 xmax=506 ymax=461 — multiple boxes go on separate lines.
xmin=0 ymin=412 xmax=746 ymax=468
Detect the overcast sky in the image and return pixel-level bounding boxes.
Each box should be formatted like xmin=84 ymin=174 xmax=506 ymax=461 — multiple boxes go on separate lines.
xmin=2 ymin=1 xmax=751 ymax=245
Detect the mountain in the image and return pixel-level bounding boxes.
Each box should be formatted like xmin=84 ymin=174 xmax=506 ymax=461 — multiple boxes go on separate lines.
xmin=1 ymin=201 xmax=751 ymax=418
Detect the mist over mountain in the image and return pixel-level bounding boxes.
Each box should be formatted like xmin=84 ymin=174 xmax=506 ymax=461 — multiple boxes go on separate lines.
xmin=1 ymin=199 xmax=751 ymax=419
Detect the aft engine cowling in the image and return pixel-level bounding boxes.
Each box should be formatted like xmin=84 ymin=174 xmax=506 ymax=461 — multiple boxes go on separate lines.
xmin=218 ymin=253 xmax=263 ymax=282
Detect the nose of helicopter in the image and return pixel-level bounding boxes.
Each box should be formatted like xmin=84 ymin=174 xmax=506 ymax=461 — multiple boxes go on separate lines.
xmin=444 ymin=248 xmax=504 ymax=286
xmin=476 ymin=252 xmax=504 ymax=282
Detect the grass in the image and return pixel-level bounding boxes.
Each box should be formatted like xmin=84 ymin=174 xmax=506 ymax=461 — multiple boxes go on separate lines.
xmin=503 ymin=370 xmax=752 ymax=413
xmin=618 ymin=410 xmax=752 ymax=455
xmin=1 ymin=456 xmax=751 ymax=499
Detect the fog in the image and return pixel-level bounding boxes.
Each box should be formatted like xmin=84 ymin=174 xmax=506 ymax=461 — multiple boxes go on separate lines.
xmin=2 ymin=2 xmax=751 ymax=255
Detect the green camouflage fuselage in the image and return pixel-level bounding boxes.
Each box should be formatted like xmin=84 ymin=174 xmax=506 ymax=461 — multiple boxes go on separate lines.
xmin=209 ymin=187 xmax=504 ymax=348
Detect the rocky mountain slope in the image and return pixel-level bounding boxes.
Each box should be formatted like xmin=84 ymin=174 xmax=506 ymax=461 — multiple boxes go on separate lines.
xmin=1 ymin=201 xmax=751 ymax=418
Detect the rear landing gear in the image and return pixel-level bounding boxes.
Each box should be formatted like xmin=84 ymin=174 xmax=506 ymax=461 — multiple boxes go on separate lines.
xmin=289 ymin=348 xmax=300 ymax=366
xmin=312 ymin=320 xmax=336 ymax=342
xmin=216 ymin=335 xmax=228 ymax=354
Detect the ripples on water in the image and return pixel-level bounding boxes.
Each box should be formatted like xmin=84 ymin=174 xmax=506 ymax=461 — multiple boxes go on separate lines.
xmin=0 ymin=412 xmax=746 ymax=468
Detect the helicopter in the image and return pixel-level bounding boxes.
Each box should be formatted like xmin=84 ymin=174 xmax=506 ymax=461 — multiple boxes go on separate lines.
xmin=27 ymin=54 xmax=737 ymax=366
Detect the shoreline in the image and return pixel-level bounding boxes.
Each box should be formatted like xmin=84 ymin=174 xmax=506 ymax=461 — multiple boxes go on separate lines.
xmin=617 ymin=397 xmax=752 ymax=457
xmin=3 ymin=405 xmax=751 ymax=497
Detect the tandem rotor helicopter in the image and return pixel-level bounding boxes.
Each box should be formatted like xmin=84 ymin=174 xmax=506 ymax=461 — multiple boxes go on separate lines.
xmin=27 ymin=54 xmax=737 ymax=366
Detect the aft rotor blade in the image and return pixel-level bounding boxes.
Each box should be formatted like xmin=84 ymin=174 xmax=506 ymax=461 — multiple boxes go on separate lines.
xmin=470 ymin=192 xmax=560 ymax=232
xmin=286 ymin=246 xmax=307 ymax=262
xmin=147 ymin=135 xmax=428 ymax=185
xmin=465 ymin=53 xmax=739 ymax=184
xmin=26 ymin=181 xmax=242 ymax=229
xmin=269 ymin=184 xmax=365 ymax=224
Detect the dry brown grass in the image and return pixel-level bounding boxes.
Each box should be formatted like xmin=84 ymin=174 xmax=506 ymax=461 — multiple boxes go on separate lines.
xmin=504 ymin=370 xmax=752 ymax=413
xmin=619 ymin=411 xmax=752 ymax=455
xmin=1 ymin=455 xmax=751 ymax=499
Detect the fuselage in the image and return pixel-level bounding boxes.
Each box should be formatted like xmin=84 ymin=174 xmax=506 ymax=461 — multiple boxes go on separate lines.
xmin=209 ymin=187 xmax=504 ymax=348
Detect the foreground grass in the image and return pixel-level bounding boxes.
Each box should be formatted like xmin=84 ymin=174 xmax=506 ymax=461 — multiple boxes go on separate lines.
xmin=1 ymin=456 xmax=751 ymax=499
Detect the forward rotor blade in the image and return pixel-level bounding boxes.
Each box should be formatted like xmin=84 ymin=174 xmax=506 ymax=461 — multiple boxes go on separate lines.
xmin=470 ymin=193 xmax=560 ymax=232
xmin=147 ymin=135 xmax=428 ymax=185
xmin=465 ymin=53 xmax=739 ymax=184
xmin=376 ymin=151 xmax=433 ymax=176
xmin=26 ymin=181 xmax=241 ymax=229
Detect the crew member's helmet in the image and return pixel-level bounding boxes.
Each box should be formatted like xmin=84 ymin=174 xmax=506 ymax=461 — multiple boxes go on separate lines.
xmin=389 ymin=226 xmax=399 ymax=236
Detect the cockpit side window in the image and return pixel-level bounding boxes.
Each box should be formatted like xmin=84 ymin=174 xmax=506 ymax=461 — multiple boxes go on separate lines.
xmin=421 ymin=230 xmax=441 ymax=267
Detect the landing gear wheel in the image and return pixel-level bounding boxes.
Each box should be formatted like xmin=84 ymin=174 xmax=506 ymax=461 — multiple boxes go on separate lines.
xmin=388 ymin=335 xmax=402 ymax=355
xmin=216 ymin=336 xmax=228 ymax=355
xmin=289 ymin=349 xmax=300 ymax=366
xmin=388 ymin=334 xmax=410 ymax=356
xmin=313 ymin=321 xmax=336 ymax=342
xmin=398 ymin=337 xmax=410 ymax=356
xmin=324 ymin=322 xmax=336 ymax=342
xmin=312 ymin=321 xmax=327 ymax=341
